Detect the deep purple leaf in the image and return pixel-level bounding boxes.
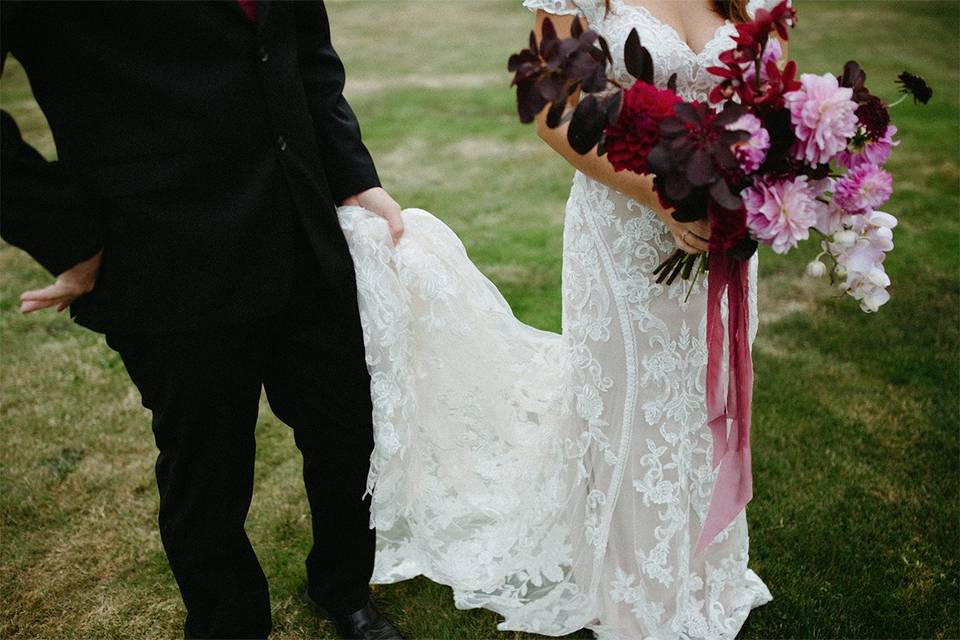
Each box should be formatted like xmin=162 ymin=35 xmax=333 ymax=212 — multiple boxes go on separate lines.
xmin=546 ymin=97 xmax=567 ymax=128
xmin=671 ymin=195 xmax=706 ymax=222
xmin=720 ymin=129 xmax=750 ymax=146
xmin=647 ymin=143 xmax=672 ymax=174
xmin=558 ymin=38 xmax=581 ymax=61
xmin=839 ymin=60 xmax=865 ymax=90
xmin=571 ymin=17 xmax=583 ymax=38
xmin=714 ymin=142 xmax=740 ymax=170
xmin=714 ymin=101 xmax=748 ymax=126
xmin=709 ymin=178 xmax=742 ymax=210
xmin=568 ymin=94 xmax=607 ymax=154
xmin=599 ymin=35 xmax=612 ymax=63
xmin=623 ymin=29 xmax=654 ymax=84
xmin=517 ymin=81 xmax=548 ymax=123
xmin=604 ymin=90 xmax=623 ymax=125
xmin=673 ymin=102 xmax=699 ymax=125
xmin=568 ymin=50 xmax=599 ymax=80
xmin=581 ymin=60 xmax=608 ymax=93
xmin=540 ymin=18 xmax=557 ymax=57
xmin=665 ymin=172 xmax=693 ymax=202
xmin=659 ymin=117 xmax=686 ymax=135
xmin=670 ymin=135 xmax=694 ymax=153
xmin=537 ymin=74 xmax=563 ymax=102
xmin=686 ymin=149 xmax=714 ymax=186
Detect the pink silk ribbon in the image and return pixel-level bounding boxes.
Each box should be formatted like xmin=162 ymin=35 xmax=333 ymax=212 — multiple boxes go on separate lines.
xmin=694 ymin=251 xmax=754 ymax=556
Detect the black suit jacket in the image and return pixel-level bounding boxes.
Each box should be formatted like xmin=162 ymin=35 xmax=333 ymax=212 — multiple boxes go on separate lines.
xmin=1 ymin=0 xmax=379 ymax=335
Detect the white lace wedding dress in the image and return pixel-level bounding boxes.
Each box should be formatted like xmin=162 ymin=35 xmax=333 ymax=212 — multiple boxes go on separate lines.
xmin=339 ymin=1 xmax=777 ymax=637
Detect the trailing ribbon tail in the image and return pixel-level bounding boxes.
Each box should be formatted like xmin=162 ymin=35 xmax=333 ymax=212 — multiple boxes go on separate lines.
xmin=695 ymin=252 xmax=754 ymax=556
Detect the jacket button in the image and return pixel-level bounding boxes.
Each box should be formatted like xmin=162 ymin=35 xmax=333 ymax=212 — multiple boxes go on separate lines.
xmin=259 ymin=45 xmax=270 ymax=62
xmin=276 ymin=135 xmax=287 ymax=152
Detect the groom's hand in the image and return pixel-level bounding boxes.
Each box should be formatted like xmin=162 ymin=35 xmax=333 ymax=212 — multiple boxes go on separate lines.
xmin=343 ymin=187 xmax=404 ymax=244
xmin=20 ymin=250 xmax=103 ymax=314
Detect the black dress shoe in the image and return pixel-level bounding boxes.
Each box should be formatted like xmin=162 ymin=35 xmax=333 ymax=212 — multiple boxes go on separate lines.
xmin=330 ymin=601 xmax=403 ymax=640
xmin=302 ymin=589 xmax=403 ymax=640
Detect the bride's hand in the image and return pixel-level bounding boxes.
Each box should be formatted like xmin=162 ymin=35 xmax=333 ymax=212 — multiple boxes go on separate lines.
xmin=666 ymin=217 xmax=710 ymax=254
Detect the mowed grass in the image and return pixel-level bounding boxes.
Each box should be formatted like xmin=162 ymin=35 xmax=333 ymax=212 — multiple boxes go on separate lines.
xmin=1 ymin=1 xmax=957 ymax=638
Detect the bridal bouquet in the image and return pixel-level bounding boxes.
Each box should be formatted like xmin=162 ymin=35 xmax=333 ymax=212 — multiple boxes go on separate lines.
xmin=508 ymin=0 xmax=931 ymax=554
xmin=508 ymin=0 xmax=932 ymax=313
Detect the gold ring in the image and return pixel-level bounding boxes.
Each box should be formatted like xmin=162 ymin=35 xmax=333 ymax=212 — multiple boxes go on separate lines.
xmin=682 ymin=231 xmax=689 ymax=244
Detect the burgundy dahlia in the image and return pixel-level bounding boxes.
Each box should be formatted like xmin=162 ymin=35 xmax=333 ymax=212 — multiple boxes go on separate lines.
xmin=604 ymin=82 xmax=682 ymax=175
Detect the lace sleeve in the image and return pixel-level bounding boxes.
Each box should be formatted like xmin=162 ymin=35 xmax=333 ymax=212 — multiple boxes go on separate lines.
xmin=522 ymin=0 xmax=582 ymax=17
xmin=746 ymin=0 xmax=789 ymax=17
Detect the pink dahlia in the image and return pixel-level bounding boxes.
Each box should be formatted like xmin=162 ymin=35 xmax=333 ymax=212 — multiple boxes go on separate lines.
xmin=835 ymin=124 xmax=899 ymax=170
xmin=727 ymin=113 xmax=770 ymax=174
xmin=743 ymin=175 xmax=822 ymax=254
xmin=833 ymin=164 xmax=893 ymax=215
xmin=784 ymin=73 xmax=858 ymax=166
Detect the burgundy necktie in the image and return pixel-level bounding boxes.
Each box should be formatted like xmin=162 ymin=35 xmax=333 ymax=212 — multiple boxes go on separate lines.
xmin=237 ymin=0 xmax=256 ymax=23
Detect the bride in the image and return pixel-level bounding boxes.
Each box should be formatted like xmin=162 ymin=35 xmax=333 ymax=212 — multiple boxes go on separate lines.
xmin=341 ymin=1 xmax=780 ymax=637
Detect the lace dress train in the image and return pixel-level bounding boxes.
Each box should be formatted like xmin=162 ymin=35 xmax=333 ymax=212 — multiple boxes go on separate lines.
xmin=339 ymin=198 xmax=768 ymax=639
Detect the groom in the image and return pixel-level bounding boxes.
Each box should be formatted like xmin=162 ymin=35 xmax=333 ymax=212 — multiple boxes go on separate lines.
xmin=1 ymin=2 xmax=403 ymax=639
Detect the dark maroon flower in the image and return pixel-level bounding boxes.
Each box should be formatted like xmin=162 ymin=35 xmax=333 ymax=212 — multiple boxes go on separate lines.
xmin=855 ymin=95 xmax=891 ymax=140
xmin=896 ymin=71 xmax=933 ymax=104
xmin=646 ymin=101 xmax=749 ymax=222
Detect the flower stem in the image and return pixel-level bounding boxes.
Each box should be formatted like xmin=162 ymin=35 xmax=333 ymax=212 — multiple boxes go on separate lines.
xmin=654 ymin=249 xmax=684 ymax=281
xmin=665 ymin=253 xmax=687 ymax=285
xmin=755 ymin=41 xmax=766 ymax=92
xmin=886 ymin=94 xmax=908 ymax=109
xmin=683 ymin=253 xmax=708 ymax=303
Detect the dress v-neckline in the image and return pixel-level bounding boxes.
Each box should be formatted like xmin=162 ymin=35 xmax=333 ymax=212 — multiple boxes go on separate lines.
xmin=612 ymin=0 xmax=734 ymax=58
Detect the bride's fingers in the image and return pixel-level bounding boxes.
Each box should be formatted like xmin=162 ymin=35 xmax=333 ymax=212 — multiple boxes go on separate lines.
xmin=681 ymin=232 xmax=709 ymax=253
xmin=677 ymin=235 xmax=702 ymax=255
xmin=690 ymin=219 xmax=711 ymax=241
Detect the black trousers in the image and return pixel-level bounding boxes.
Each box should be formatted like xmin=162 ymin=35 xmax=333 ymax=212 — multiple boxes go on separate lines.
xmin=106 ymin=237 xmax=375 ymax=639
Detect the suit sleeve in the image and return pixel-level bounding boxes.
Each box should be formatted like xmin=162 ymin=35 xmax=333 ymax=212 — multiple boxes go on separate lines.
xmin=1 ymin=7 xmax=104 ymax=276
xmin=294 ymin=1 xmax=380 ymax=204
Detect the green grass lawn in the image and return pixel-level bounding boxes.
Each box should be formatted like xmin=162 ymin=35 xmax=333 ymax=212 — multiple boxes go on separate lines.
xmin=1 ymin=1 xmax=957 ymax=638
